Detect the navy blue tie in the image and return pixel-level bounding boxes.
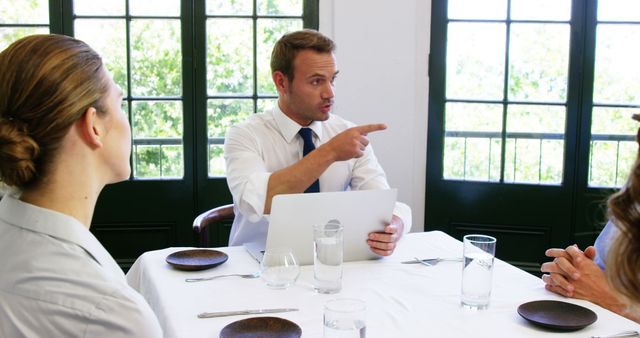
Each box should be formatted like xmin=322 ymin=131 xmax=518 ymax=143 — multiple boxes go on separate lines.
xmin=298 ymin=128 xmax=320 ymax=193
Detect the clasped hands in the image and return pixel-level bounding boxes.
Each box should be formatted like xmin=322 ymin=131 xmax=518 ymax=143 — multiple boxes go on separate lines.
xmin=541 ymin=244 xmax=623 ymax=312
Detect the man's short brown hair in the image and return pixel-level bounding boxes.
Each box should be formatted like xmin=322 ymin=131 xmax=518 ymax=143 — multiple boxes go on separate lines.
xmin=270 ymin=29 xmax=336 ymax=82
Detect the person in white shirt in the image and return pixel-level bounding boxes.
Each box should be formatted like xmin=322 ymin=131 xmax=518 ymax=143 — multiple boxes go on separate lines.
xmin=225 ymin=29 xmax=412 ymax=255
xmin=0 ymin=34 xmax=162 ymax=337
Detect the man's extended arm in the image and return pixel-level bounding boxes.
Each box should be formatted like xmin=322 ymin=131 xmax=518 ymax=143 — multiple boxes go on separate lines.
xmin=264 ymin=124 xmax=387 ymax=213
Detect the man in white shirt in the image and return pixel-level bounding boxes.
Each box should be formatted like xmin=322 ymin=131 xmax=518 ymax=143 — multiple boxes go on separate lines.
xmin=224 ymin=29 xmax=411 ymax=256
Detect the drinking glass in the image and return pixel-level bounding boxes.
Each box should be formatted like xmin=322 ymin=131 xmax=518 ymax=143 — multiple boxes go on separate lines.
xmin=260 ymin=247 xmax=300 ymax=289
xmin=323 ymin=298 xmax=366 ymax=338
xmin=313 ymin=220 xmax=344 ymax=294
xmin=461 ymin=234 xmax=497 ymax=310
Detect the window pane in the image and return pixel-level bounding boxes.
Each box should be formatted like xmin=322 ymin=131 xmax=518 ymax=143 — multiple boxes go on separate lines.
xmin=504 ymin=105 xmax=565 ymax=185
xmin=510 ymin=0 xmax=571 ymax=21
xmin=207 ymin=19 xmax=253 ymax=95
xmin=445 ymin=103 xmax=502 ymax=132
xmin=591 ymin=107 xmax=640 ymax=135
xmin=447 ymin=23 xmax=505 ymax=100
xmin=598 ymin=0 xmax=640 ymax=22
xmin=207 ymin=99 xmax=252 ymax=177
xmin=207 ymin=0 xmax=252 ymax=15
xmin=589 ymin=107 xmax=639 ymax=187
xmin=207 ymin=99 xmax=253 ymax=138
xmin=73 ymin=0 xmax=124 ymax=15
xmin=448 ymin=0 xmax=506 ymax=20
xmin=593 ymin=25 xmax=640 ymax=105
xmin=590 ymin=141 xmax=636 ymax=187
xmin=504 ymin=138 xmax=563 ymax=185
xmin=0 ymin=0 xmax=48 ymax=24
xmin=509 ymin=24 xmax=569 ymax=102
xmin=444 ymin=137 xmax=502 ymax=181
xmin=130 ymin=0 xmax=180 ymax=16
xmin=540 ymin=140 xmax=564 ymax=183
xmin=511 ymin=139 xmax=543 ymax=183
xmin=130 ymin=19 xmax=182 ymax=97
xmin=506 ymin=105 xmax=565 ymax=134
xmin=0 ymin=27 xmax=49 ymax=51
xmin=466 ymin=138 xmax=496 ymax=181
xmin=133 ymin=144 xmax=183 ymax=178
xmin=257 ymin=19 xmax=303 ymax=95
xmin=160 ymin=145 xmax=183 ymax=178
xmin=444 ymin=138 xmax=466 ymax=179
xmin=444 ymin=103 xmax=502 ymax=182
xmin=257 ymin=0 xmax=302 ymax=16
xmin=75 ymin=20 xmax=127 ymax=94
xmin=133 ymin=144 xmax=184 ymax=179
xmin=208 ymin=144 xmax=225 ymax=177
xmin=132 ymin=101 xmax=182 ymax=138
xmin=134 ymin=145 xmax=161 ymax=178
xmin=258 ymin=98 xmax=277 ymax=113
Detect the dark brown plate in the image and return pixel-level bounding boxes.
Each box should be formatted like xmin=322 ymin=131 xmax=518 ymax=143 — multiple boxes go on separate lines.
xmin=517 ymin=300 xmax=597 ymax=331
xmin=219 ymin=316 xmax=301 ymax=338
xmin=166 ymin=249 xmax=228 ymax=271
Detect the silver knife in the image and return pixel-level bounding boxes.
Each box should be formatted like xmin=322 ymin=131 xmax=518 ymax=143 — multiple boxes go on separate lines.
xmin=400 ymin=258 xmax=462 ymax=264
xmin=401 ymin=258 xmax=438 ymax=264
xmin=197 ymin=308 xmax=299 ymax=318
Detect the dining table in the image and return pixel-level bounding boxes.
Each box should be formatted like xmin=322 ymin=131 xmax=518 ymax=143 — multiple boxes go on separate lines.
xmin=126 ymin=231 xmax=640 ymax=337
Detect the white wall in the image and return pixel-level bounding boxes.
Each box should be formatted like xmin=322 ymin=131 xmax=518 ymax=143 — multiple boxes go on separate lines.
xmin=319 ymin=0 xmax=431 ymax=231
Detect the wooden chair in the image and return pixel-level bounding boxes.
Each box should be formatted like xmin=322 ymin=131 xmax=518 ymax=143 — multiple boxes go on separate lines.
xmin=193 ymin=204 xmax=235 ymax=247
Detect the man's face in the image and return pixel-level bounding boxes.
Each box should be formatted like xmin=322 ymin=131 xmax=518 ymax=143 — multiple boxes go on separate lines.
xmin=277 ymin=49 xmax=338 ymax=126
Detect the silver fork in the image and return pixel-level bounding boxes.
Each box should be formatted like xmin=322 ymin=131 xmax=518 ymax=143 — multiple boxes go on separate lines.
xmin=591 ymin=330 xmax=640 ymax=338
xmin=411 ymin=257 xmax=462 ymax=266
xmin=185 ymin=271 xmax=261 ymax=282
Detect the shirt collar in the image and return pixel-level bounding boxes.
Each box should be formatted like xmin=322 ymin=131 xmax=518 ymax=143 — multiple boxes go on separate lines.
xmin=0 ymin=195 xmax=122 ymax=276
xmin=272 ymin=103 xmax=324 ymax=142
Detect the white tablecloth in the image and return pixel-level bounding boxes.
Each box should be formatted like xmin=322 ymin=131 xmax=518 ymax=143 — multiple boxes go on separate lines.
xmin=127 ymin=231 xmax=639 ymax=337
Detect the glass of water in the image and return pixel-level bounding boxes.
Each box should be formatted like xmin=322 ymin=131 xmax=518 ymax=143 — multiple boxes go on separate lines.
xmin=323 ymin=298 xmax=366 ymax=338
xmin=461 ymin=234 xmax=497 ymax=310
xmin=313 ymin=220 xmax=344 ymax=294
xmin=260 ymin=247 xmax=300 ymax=289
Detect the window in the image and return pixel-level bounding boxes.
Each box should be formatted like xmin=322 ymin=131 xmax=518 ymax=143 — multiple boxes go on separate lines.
xmin=1 ymin=0 xmax=315 ymax=180
xmin=443 ymin=0 xmax=570 ymax=185
xmin=0 ymin=0 xmax=49 ymax=50
xmin=205 ymin=0 xmax=305 ymax=176
xmin=441 ymin=0 xmax=640 ymax=188
xmin=426 ymin=0 xmax=640 ymax=269
xmin=589 ymin=0 xmax=640 ymax=187
xmin=74 ymin=0 xmax=184 ymax=179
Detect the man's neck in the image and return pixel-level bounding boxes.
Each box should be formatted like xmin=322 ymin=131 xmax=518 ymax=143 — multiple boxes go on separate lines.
xmin=277 ymin=100 xmax=312 ymax=127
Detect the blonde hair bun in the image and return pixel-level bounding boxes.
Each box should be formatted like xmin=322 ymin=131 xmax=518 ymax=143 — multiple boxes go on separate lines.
xmin=0 ymin=117 xmax=40 ymax=187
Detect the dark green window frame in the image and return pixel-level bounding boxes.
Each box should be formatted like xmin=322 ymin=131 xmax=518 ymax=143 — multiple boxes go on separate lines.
xmin=0 ymin=0 xmax=319 ymax=179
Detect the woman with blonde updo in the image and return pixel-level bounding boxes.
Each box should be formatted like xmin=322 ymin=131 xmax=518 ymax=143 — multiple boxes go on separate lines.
xmin=0 ymin=34 xmax=161 ymax=337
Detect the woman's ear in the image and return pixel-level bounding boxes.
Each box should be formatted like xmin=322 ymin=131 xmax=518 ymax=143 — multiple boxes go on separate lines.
xmin=77 ymin=107 xmax=103 ymax=149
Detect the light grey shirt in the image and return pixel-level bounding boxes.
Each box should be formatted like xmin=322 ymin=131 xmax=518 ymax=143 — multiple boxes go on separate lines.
xmin=0 ymin=195 xmax=162 ymax=338
xmin=594 ymin=220 xmax=617 ymax=270
xmin=224 ymin=105 xmax=412 ymax=246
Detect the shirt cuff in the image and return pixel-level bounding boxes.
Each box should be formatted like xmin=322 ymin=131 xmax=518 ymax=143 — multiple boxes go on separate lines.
xmin=237 ymin=172 xmax=271 ymax=223
xmin=393 ymin=201 xmax=412 ymax=234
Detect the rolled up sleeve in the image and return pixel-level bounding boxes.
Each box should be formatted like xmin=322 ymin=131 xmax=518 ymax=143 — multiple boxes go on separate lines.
xmin=224 ymin=125 xmax=271 ymax=223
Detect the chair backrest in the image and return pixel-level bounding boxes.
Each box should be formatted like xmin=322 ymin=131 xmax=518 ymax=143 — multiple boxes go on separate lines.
xmin=193 ymin=204 xmax=235 ymax=247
